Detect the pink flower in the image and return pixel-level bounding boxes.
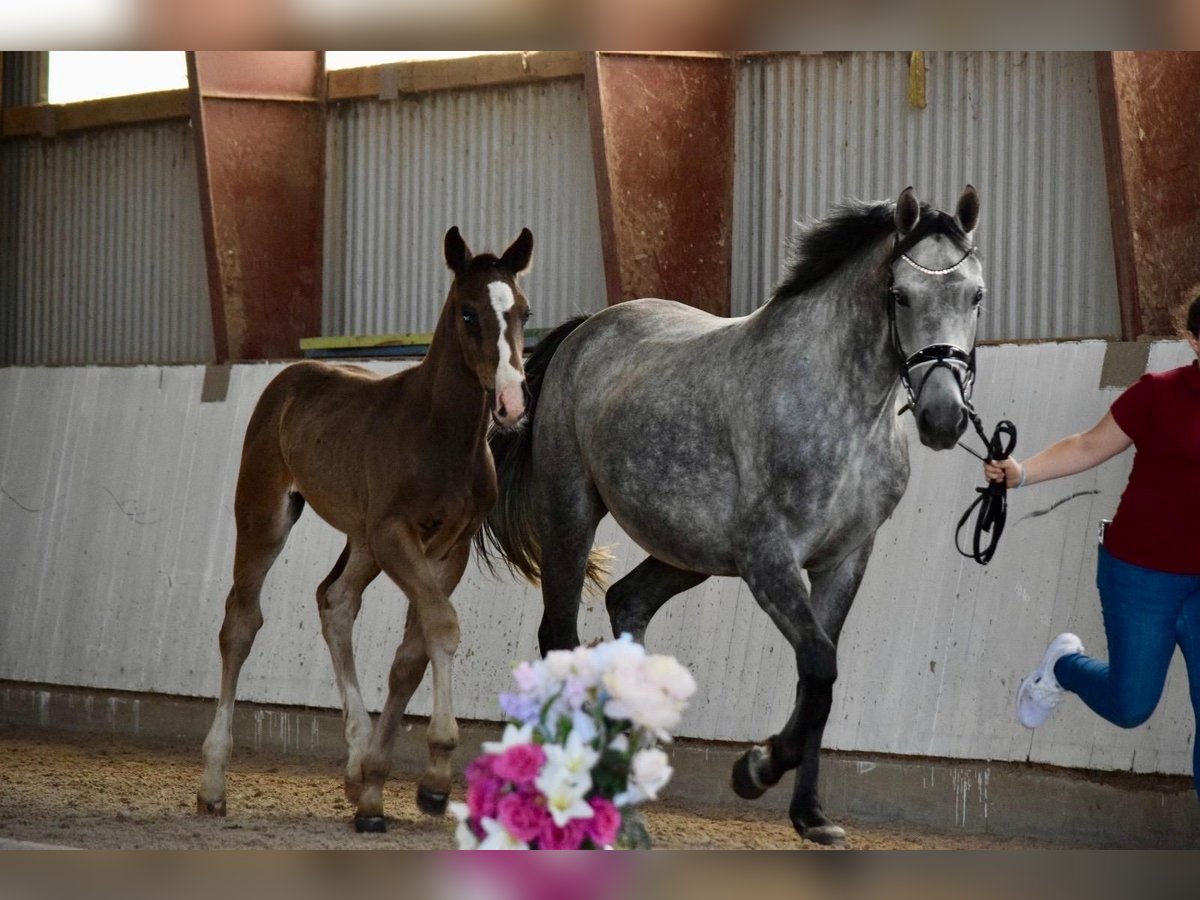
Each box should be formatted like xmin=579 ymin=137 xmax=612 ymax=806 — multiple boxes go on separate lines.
xmin=496 ymin=790 xmax=550 ymax=843
xmin=537 ymin=816 xmax=589 ymax=850
xmin=586 ymin=797 xmax=621 ymax=847
xmin=466 ymin=773 xmax=503 ymax=821
xmin=493 ymin=743 xmax=546 ymax=786
xmin=465 ymin=754 xmax=497 ymax=782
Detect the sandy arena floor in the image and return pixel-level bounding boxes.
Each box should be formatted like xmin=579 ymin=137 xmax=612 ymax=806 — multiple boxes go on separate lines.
xmin=0 ymin=725 xmax=1058 ymax=850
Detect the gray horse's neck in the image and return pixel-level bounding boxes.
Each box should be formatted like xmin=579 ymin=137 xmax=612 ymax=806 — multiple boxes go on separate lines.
xmin=745 ymin=239 xmax=899 ymax=414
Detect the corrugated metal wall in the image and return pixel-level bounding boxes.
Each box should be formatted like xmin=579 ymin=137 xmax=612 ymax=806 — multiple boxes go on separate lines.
xmin=0 ymin=122 xmax=212 ymax=366
xmin=1 ymin=51 xmax=47 ymax=106
xmin=322 ymin=79 xmax=607 ymax=337
xmin=0 ymin=342 xmax=1194 ymax=777
xmin=733 ymin=51 xmax=1120 ymax=340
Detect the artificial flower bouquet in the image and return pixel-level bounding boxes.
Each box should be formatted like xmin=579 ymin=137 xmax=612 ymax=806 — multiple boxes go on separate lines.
xmin=450 ymin=634 xmax=696 ymax=849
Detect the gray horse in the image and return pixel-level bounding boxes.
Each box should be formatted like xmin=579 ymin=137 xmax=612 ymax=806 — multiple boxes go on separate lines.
xmin=478 ymin=187 xmax=985 ymax=844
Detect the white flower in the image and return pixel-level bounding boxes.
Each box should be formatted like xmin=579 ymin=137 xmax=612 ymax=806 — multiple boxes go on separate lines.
xmin=544 ymin=650 xmax=575 ymax=681
xmin=449 ymin=802 xmax=479 ymax=850
xmin=536 ymin=767 xmax=595 ymax=827
xmin=481 ymin=721 xmax=535 ymax=755
xmin=608 ymin=733 xmax=630 ymax=754
xmin=541 ymin=730 xmax=601 ymax=784
xmin=589 ymin=633 xmax=646 ymax=674
xmin=615 ymin=748 xmax=673 ymax=807
xmin=603 ymin=653 xmax=696 ymax=742
xmin=569 ymin=708 xmax=599 ymax=746
xmin=478 ymin=817 xmax=530 ymax=850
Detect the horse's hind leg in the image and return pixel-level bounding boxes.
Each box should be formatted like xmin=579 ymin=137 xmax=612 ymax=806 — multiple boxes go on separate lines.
xmin=537 ymin=466 xmax=606 ymax=654
xmin=197 ymin=486 xmax=303 ymax=815
xmin=732 ymin=538 xmax=873 ymax=847
xmin=315 ymin=539 xmax=381 ymax=808
xmin=606 ymin=556 xmax=708 ymax=644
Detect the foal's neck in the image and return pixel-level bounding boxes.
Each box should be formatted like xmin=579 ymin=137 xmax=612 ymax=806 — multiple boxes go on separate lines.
xmin=412 ymin=305 xmax=490 ymax=452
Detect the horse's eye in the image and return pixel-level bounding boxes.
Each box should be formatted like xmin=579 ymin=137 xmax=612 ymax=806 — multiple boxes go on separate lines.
xmin=520 ymin=309 xmax=531 ymax=324
xmin=462 ymin=308 xmax=479 ymax=327
xmin=890 ymin=288 xmax=910 ymax=309
xmin=973 ymin=288 xmax=985 ymax=306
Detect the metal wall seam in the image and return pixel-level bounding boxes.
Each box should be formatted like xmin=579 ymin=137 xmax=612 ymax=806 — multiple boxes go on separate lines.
xmin=732 ymin=51 xmax=1120 ymax=341
xmin=0 ymin=121 xmax=212 ymax=366
xmin=322 ymin=78 xmax=607 ymax=338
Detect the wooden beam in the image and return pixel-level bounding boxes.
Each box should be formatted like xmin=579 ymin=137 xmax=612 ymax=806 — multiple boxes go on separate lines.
xmin=586 ymin=51 xmax=737 ymax=316
xmin=1 ymin=89 xmax=189 ymax=139
xmin=189 ymin=52 xmax=326 ymax=362
xmin=326 ymin=51 xmax=586 ymax=102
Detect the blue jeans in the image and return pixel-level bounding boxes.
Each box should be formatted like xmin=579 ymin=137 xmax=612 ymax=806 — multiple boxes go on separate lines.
xmin=1054 ymin=545 xmax=1200 ymax=799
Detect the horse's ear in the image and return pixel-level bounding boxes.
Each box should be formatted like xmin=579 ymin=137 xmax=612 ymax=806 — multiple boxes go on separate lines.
xmin=895 ymin=187 xmax=920 ymax=237
xmin=444 ymin=226 xmax=472 ymax=275
xmin=956 ymin=184 xmax=980 ymax=235
xmin=500 ymin=228 xmax=534 ymax=274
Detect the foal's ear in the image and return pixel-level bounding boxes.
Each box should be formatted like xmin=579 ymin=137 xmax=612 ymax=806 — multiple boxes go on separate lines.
xmin=895 ymin=187 xmax=921 ymax=237
xmin=444 ymin=226 xmax=472 ymax=275
xmin=500 ymin=228 xmax=534 ymax=274
xmin=955 ymin=184 xmax=980 ymax=235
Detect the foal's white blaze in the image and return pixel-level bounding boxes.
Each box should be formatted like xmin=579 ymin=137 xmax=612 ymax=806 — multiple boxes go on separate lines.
xmin=488 ymin=281 xmax=525 ymax=424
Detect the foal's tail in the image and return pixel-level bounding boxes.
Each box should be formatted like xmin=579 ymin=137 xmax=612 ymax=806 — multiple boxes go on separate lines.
xmin=475 ymin=315 xmax=611 ymax=593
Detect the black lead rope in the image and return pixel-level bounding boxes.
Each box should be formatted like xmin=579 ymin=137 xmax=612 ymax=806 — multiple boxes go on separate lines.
xmin=953 ymin=412 xmax=1017 ymax=565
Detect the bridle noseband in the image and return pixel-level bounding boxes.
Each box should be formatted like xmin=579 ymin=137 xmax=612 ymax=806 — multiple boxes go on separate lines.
xmin=886 ymin=242 xmax=978 ymax=416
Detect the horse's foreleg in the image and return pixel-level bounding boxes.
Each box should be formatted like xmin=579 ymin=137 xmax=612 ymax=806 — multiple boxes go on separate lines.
xmin=733 ymin=539 xmax=873 ymax=846
xmin=315 ymin=540 xmax=381 ymax=807
xmin=606 ymin=556 xmax=708 ymax=644
xmin=364 ymin=522 xmax=463 ymax=828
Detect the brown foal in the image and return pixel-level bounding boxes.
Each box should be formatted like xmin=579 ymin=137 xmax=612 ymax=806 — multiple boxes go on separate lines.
xmin=197 ymin=227 xmax=533 ymax=832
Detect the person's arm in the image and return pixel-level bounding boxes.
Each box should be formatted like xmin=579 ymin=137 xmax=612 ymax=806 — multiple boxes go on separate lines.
xmin=983 ymin=411 xmax=1133 ymax=489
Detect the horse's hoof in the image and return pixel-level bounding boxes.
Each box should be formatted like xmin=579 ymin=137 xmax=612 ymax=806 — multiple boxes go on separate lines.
xmin=416 ymin=786 xmax=449 ymax=816
xmin=354 ymin=815 xmax=387 ymax=834
xmin=798 ymin=822 xmax=846 ymax=847
xmin=197 ymin=794 xmax=226 ymax=816
xmin=731 ymin=746 xmax=772 ymax=800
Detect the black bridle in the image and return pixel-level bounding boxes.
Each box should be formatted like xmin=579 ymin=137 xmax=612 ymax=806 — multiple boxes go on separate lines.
xmin=885 ymin=240 xmax=1017 ymax=566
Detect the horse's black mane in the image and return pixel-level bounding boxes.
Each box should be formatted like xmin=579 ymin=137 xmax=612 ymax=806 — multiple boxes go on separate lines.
xmin=771 ymin=199 xmax=972 ymax=302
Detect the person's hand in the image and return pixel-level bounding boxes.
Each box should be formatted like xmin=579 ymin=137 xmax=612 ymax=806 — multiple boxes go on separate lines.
xmin=984 ymin=457 xmax=1024 ymax=489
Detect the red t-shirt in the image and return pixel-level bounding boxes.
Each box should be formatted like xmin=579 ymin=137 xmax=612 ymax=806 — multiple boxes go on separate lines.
xmin=1105 ymin=360 xmax=1200 ymax=575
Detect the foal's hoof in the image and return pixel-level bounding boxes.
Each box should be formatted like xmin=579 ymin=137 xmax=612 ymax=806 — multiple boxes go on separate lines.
xmin=731 ymin=746 xmax=773 ymax=800
xmin=197 ymin=794 xmax=226 ymax=816
xmin=416 ymin=786 xmax=449 ymax=817
xmin=798 ymin=823 xmax=846 ymax=847
xmin=354 ymin=815 xmax=388 ymax=834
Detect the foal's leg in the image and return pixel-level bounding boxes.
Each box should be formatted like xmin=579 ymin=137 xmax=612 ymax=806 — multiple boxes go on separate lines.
xmin=353 ymin=540 xmax=472 ymax=830
xmin=315 ymin=539 xmax=381 ymax=805
xmin=732 ymin=539 xmax=872 ymax=846
xmin=197 ymin=488 xmax=303 ymax=815
xmin=360 ymin=520 xmax=464 ymax=828
xmin=606 ymin=556 xmax=708 ymax=644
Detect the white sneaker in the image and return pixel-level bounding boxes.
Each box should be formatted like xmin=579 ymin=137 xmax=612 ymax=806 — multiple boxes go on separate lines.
xmin=1017 ymin=633 xmax=1085 ymax=729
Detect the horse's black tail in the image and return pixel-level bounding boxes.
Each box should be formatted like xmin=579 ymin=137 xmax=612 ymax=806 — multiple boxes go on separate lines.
xmin=475 ymin=315 xmax=611 ymax=593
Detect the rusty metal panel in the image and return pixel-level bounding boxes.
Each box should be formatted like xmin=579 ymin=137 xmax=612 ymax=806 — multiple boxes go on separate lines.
xmin=733 ymin=52 xmax=1120 ymax=341
xmin=323 ymin=79 xmax=606 ymax=337
xmin=189 ymin=52 xmax=324 ymax=362
xmin=0 ymin=122 xmax=212 ymax=366
xmin=1097 ymin=52 xmax=1200 ymax=339
xmin=588 ymin=53 xmax=735 ymax=316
